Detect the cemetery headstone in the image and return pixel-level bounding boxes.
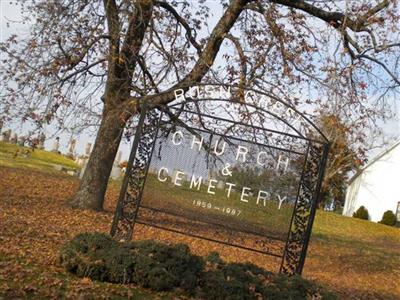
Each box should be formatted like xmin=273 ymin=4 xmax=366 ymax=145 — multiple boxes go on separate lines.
xmin=2 ymin=129 xmax=11 ymax=143
xmin=18 ymin=136 xmax=26 ymax=147
xmin=116 ymin=150 xmax=122 ymax=165
xmin=79 ymin=159 xmax=88 ymax=179
xmin=68 ymin=138 xmax=76 ymax=157
xmin=10 ymin=132 xmax=18 ymax=144
xmin=110 ymin=151 xmax=123 ymax=180
xmin=52 ymin=137 xmax=60 ymax=152
xmin=38 ymin=133 xmax=46 ymax=150
xmin=110 ymin=165 xmax=121 ymax=180
xmin=85 ymin=142 xmax=92 ymax=156
xmin=78 ymin=142 xmax=93 ymax=179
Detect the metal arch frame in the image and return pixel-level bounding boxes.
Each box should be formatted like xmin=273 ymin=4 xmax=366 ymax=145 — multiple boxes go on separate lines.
xmin=111 ymin=88 xmax=330 ymax=276
xmin=167 ymin=101 xmax=322 ymax=145
xmin=168 ymin=83 xmax=329 ymax=143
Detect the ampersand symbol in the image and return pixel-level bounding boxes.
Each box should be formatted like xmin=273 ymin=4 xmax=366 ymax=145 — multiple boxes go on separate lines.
xmin=221 ymin=163 xmax=233 ymax=177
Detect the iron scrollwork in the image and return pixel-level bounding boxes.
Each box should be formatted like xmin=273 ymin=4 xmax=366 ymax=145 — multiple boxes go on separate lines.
xmin=110 ymin=85 xmax=330 ymax=276
xmin=110 ymin=106 xmax=160 ymax=241
xmin=280 ymin=143 xmax=329 ymax=274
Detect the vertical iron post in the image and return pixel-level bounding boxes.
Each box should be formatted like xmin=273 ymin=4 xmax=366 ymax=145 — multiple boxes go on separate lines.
xmin=127 ymin=111 xmax=163 ymax=237
xmin=110 ymin=104 xmax=148 ymax=237
xmin=107 ymin=85 xmax=331 ymax=275
xmin=297 ymin=142 xmax=330 ymax=274
xmin=280 ymin=142 xmax=310 ymax=273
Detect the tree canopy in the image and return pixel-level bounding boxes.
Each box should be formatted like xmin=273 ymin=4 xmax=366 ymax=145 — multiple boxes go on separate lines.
xmin=1 ymin=0 xmax=399 ymax=210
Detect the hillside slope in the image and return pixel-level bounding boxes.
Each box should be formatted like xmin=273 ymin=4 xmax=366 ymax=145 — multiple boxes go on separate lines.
xmin=0 ymin=141 xmax=80 ymax=173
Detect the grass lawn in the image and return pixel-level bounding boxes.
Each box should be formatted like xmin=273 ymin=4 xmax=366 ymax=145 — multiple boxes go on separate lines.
xmin=0 ymin=141 xmax=80 ymax=173
xmin=0 ymin=142 xmax=399 ymax=299
xmin=142 ymin=174 xmax=294 ymax=237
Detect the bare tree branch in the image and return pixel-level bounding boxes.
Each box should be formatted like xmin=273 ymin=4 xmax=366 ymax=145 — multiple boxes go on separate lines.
xmin=155 ymin=1 xmax=202 ymax=55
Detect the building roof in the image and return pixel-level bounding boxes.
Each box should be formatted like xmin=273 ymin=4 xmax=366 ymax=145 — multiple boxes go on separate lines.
xmin=348 ymin=139 xmax=400 ymax=185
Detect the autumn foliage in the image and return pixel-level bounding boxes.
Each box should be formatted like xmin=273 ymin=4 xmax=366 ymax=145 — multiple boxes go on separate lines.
xmin=1 ymin=165 xmax=399 ymax=299
xmin=2 ymin=0 xmax=399 ymax=212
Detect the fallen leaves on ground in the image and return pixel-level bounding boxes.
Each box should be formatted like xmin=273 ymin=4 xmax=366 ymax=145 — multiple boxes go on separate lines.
xmin=0 ymin=167 xmax=399 ymax=299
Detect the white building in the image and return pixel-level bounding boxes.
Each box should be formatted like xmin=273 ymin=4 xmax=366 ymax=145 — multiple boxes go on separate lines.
xmin=343 ymin=140 xmax=400 ymax=222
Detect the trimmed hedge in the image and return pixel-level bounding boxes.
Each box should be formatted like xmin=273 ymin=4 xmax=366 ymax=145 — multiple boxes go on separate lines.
xmin=379 ymin=210 xmax=397 ymax=226
xmin=60 ymin=233 xmax=336 ymax=299
xmin=198 ymin=252 xmax=336 ymax=300
xmin=132 ymin=240 xmax=204 ymax=292
xmin=353 ymin=206 xmax=369 ymax=220
xmin=60 ymin=232 xmax=119 ymax=281
xmin=60 ymin=233 xmax=203 ymax=291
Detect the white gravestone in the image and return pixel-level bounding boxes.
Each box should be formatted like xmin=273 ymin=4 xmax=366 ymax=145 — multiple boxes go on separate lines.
xmin=116 ymin=151 xmax=122 ymax=165
xmin=2 ymin=129 xmax=11 ymax=142
xmin=18 ymin=136 xmax=26 ymax=147
xmin=79 ymin=142 xmax=93 ymax=179
xmin=79 ymin=159 xmax=88 ymax=179
xmin=38 ymin=133 xmax=45 ymax=150
xmin=110 ymin=151 xmax=123 ymax=180
xmin=52 ymin=137 xmax=60 ymax=152
xmin=10 ymin=133 xmax=18 ymax=144
xmin=85 ymin=142 xmax=92 ymax=156
xmin=68 ymin=139 xmax=76 ymax=157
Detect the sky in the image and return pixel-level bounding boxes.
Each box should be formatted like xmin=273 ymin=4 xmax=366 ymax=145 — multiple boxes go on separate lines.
xmin=0 ymin=0 xmax=399 ymax=161
xmin=0 ymin=0 xmax=134 ymax=158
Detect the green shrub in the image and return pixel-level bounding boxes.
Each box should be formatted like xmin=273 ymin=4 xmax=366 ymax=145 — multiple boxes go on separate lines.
xmin=352 ymin=206 xmax=369 ymax=220
xmin=262 ymin=274 xmax=320 ymax=300
xmin=60 ymin=233 xmax=336 ymax=299
xmin=379 ymin=210 xmax=397 ymax=226
xmin=198 ymin=254 xmax=272 ymax=299
xmin=198 ymin=253 xmax=336 ymax=300
xmin=59 ymin=232 xmax=118 ymax=281
xmin=133 ymin=240 xmax=204 ymax=292
xmin=60 ymin=233 xmax=203 ymax=291
xmin=104 ymin=244 xmax=137 ymax=283
xmin=261 ymin=274 xmax=337 ymax=300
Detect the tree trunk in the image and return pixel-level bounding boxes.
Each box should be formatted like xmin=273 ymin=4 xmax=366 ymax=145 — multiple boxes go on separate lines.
xmin=71 ymin=105 xmax=125 ymax=211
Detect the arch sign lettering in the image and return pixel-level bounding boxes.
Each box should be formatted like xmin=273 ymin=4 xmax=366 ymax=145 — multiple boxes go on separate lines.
xmin=110 ymin=84 xmax=330 ymax=275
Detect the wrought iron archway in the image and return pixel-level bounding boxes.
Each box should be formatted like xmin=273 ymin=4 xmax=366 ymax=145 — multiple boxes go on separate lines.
xmin=110 ymin=84 xmax=329 ymax=275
